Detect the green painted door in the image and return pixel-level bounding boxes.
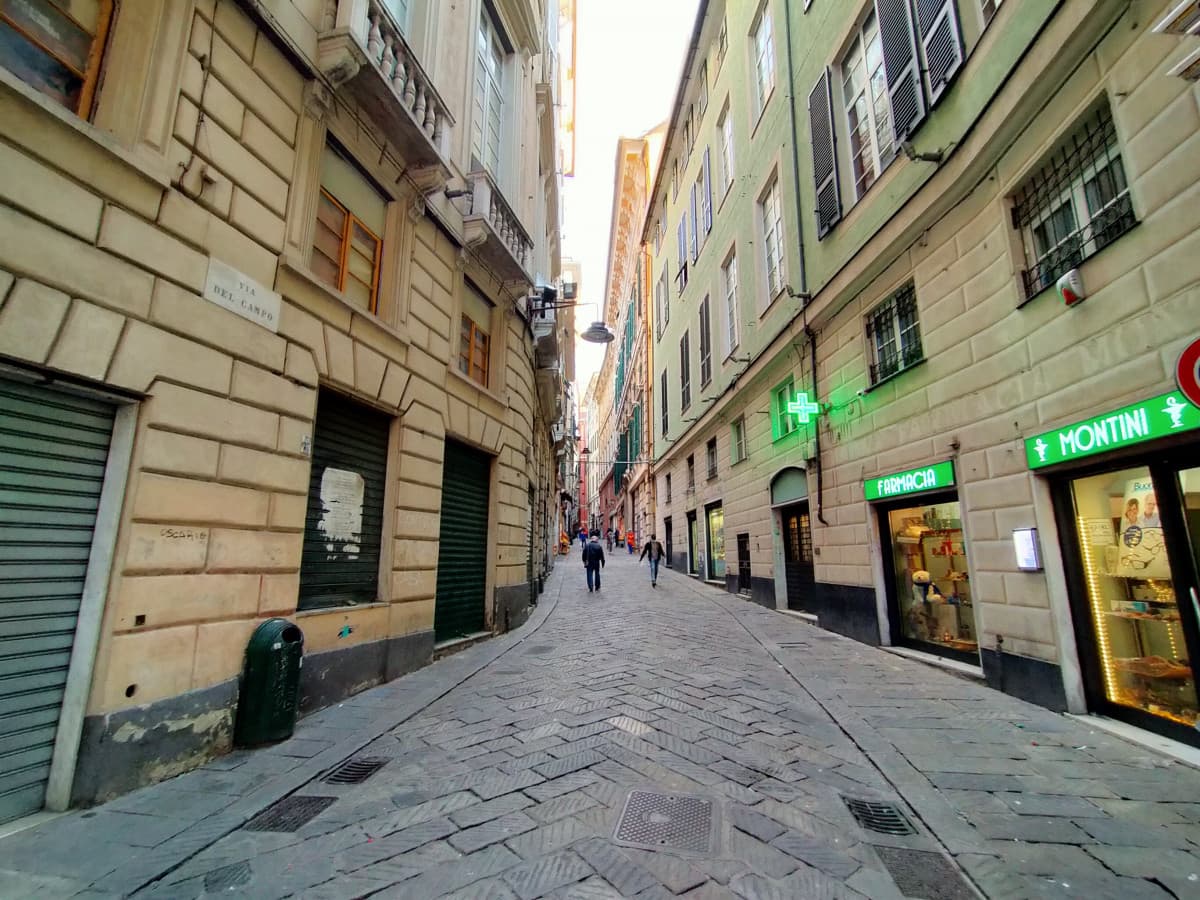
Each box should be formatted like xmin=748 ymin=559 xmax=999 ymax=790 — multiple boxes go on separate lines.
xmin=434 ymin=440 xmax=491 ymax=641
xmin=0 ymin=379 xmax=114 ymax=825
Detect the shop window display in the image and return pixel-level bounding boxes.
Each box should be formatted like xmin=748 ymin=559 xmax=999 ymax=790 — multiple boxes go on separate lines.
xmin=1069 ymin=466 xmax=1197 ymax=728
xmin=888 ymin=502 xmax=978 ymax=656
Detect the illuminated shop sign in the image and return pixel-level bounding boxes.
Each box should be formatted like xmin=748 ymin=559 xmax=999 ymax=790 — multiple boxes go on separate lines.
xmin=864 ymin=460 xmax=956 ymax=501
xmin=1025 ymin=391 xmax=1200 ymax=470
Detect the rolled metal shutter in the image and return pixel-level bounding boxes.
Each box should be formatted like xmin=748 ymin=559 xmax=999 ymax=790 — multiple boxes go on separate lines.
xmin=434 ymin=440 xmax=491 ymax=641
xmin=0 ymin=379 xmax=115 ymax=825
xmin=298 ymin=392 xmax=390 ymax=610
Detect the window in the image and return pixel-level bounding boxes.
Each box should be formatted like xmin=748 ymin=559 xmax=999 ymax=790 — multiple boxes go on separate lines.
xmin=981 ymin=0 xmax=1002 ymax=24
xmin=660 ymin=369 xmax=669 ymax=435
xmin=312 ymin=143 xmax=386 ymax=312
xmin=672 ymin=158 xmax=680 ymax=200
xmin=687 ymin=454 xmax=696 ymax=490
xmin=717 ymin=105 xmax=735 ymax=195
xmin=665 ymin=472 xmax=672 ymax=503
xmin=680 ymin=330 xmax=692 ymax=411
xmin=772 ymin=377 xmax=798 ymax=440
xmin=472 ymin=8 xmax=506 ymax=177
xmin=715 ymin=17 xmax=728 ymax=72
xmin=722 ymin=253 xmax=739 ymax=355
xmin=841 ymin=10 xmax=894 ymax=200
xmin=675 ymin=216 xmax=689 ymax=294
xmin=751 ymin=4 xmax=776 ymax=115
xmin=706 ymin=438 xmax=718 ymax=479
xmin=759 ymin=176 xmax=785 ymax=300
xmin=866 ymin=282 xmax=923 ymax=384
xmin=697 ymin=61 xmax=709 ymax=115
xmin=1012 ymin=103 xmax=1136 ymax=299
xmin=731 ymin=416 xmax=747 ymax=464
xmin=654 ymin=269 xmax=669 ymax=340
xmin=699 ymin=296 xmax=712 ymax=387
xmin=0 ymin=0 xmax=113 ymax=116
xmin=459 ymin=284 xmax=494 ymax=387
xmin=384 ymin=0 xmax=410 ymax=33
xmin=701 ymin=148 xmax=713 ymax=235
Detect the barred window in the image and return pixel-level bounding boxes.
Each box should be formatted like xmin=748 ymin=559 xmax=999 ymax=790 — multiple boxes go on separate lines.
xmin=1012 ymin=103 xmax=1136 ymax=300
xmin=706 ymin=437 xmax=718 ymax=479
xmin=687 ymin=455 xmax=695 ymax=491
xmin=866 ymin=282 xmax=923 ymax=385
xmin=680 ymin=330 xmax=691 ymax=412
xmin=665 ymin=473 xmax=672 ymax=503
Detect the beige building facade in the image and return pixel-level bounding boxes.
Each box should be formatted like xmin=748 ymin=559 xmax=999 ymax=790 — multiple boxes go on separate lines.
xmin=0 ymin=0 xmax=570 ymax=821
xmin=645 ymin=0 xmax=1200 ymax=750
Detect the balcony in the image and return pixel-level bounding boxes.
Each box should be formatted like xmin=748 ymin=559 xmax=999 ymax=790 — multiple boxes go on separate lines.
xmin=530 ymin=299 xmax=559 ymax=368
xmin=463 ymin=169 xmax=534 ymax=288
xmin=318 ymin=0 xmax=453 ymax=184
xmin=536 ymin=361 xmax=564 ymax=423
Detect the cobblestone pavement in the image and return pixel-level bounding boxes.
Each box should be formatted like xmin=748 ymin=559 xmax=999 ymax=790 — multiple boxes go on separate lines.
xmin=4 ymin=551 xmax=1200 ymax=899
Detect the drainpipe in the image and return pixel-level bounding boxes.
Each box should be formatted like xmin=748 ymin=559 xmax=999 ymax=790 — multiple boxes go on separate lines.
xmin=785 ymin=4 xmax=826 ymax=526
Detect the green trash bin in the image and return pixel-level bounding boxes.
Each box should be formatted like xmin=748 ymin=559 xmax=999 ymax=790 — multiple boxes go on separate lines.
xmin=234 ymin=618 xmax=304 ymax=747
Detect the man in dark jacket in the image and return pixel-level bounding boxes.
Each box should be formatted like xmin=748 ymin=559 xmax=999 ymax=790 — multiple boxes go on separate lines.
xmin=639 ymin=534 xmax=665 ymax=587
xmin=583 ymin=531 xmax=605 ymax=593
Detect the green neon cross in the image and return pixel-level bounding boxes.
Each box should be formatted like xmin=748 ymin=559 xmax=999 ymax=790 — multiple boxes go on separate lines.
xmin=786 ymin=392 xmax=822 ymax=423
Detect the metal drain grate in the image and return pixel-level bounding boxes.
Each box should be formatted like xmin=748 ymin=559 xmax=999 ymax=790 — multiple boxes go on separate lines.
xmin=322 ymin=756 xmax=389 ymax=785
xmin=244 ymin=795 xmax=337 ymax=832
xmin=613 ymin=790 xmax=717 ymax=855
xmin=203 ymin=860 xmax=252 ymax=891
xmin=874 ymin=847 xmax=977 ymax=900
xmin=843 ymin=798 xmax=917 ymax=836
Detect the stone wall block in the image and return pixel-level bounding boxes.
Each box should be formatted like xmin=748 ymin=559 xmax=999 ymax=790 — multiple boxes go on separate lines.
xmin=192 ymin=619 xmax=260 ymax=690
xmin=967 ymin=510 xmax=998 ymax=542
xmin=284 ymin=344 xmax=319 ymax=387
xmin=98 ymin=206 xmax=208 ymax=292
xmin=231 ymin=360 xmax=315 ymax=418
xmin=219 ymin=444 xmax=310 ymax=493
xmin=184 ymin=101 xmax=289 ymax=216
xmin=134 ymin=472 xmax=270 ymax=527
xmin=379 ymin=362 xmax=411 ymax=408
xmin=389 ymin=569 xmax=437 ymax=603
xmin=242 ymin=112 xmax=295 ymax=180
xmin=964 ymin=472 xmax=1033 ymax=512
xmin=278 ymin=303 xmax=329 ymax=374
xmin=230 ymin=187 xmax=286 ymax=253
xmin=269 ymin=491 xmax=308 ymax=529
xmin=251 ymin=29 xmax=305 ymax=110
xmin=1002 ymin=572 xmax=1051 ymax=609
xmin=1035 ymin=355 xmax=1165 ymax=427
xmin=181 ymin=52 xmax=245 ymax=135
xmin=108 ymin=320 xmax=233 ymax=394
xmin=212 ymin=0 xmax=257 ymax=62
xmin=354 ymin=342 xmax=388 ymax=398
xmin=325 ymin=326 xmax=355 ymax=386
xmin=124 ymin=523 xmax=210 ymax=572
xmin=0 ymin=206 xmax=153 ymax=317
xmin=207 ymin=30 xmax=298 ymax=142
xmin=142 ymin=428 xmax=221 ymax=478
xmin=100 ymin=627 xmax=198 ymax=710
xmin=388 ymin=598 xmax=436 ymax=635
xmin=145 ymin=382 xmax=279 ymax=449
xmin=259 ymin=572 xmax=300 ymax=614
xmin=47 ymin=299 xmax=125 ymax=380
xmin=277 ymin=416 xmax=312 ymax=456
xmin=0 ymin=279 xmax=71 ymax=363
xmin=0 ymin=140 xmax=104 ymax=241
xmin=392 ymin=538 xmax=439 ymax=570
xmin=151 ymin=279 xmax=287 ymax=371
xmin=113 ymin=573 xmax=259 ymax=630
xmin=976 ymin=601 xmax=1054 ymax=646
xmin=206 ymin=528 xmax=303 ymax=571
xmin=393 ymin=509 xmax=441 ymax=539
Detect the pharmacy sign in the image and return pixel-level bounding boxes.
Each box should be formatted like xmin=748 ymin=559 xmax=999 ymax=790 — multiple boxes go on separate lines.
xmin=1025 ymin=391 xmax=1200 ymax=470
xmin=864 ymin=460 xmax=956 ymax=501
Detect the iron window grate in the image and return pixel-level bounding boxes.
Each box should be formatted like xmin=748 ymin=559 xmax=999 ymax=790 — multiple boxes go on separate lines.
xmin=844 ymin=797 xmax=917 ymax=836
xmin=1012 ymin=103 xmax=1136 ymax=299
xmin=867 ymin=283 xmax=923 ymax=385
xmin=244 ymin=795 xmax=337 ymax=832
xmin=322 ymin=756 xmax=389 ymax=785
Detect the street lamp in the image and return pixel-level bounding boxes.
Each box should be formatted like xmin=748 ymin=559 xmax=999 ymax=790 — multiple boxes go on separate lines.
xmin=533 ymin=290 xmax=615 ymax=344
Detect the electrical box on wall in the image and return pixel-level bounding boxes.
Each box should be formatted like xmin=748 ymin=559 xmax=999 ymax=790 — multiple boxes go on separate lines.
xmin=1056 ymin=268 xmax=1085 ymax=306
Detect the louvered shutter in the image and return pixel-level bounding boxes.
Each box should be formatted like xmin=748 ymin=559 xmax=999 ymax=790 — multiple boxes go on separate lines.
xmin=808 ymin=68 xmax=841 ymax=239
xmin=913 ymin=0 xmax=964 ymax=106
xmin=677 ymin=218 xmax=686 ymax=266
xmin=689 ymin=183 xmax=699 ymax=261
xmin=702 ymin=148 xmax=713 ymax=234
xmin=434 ymin=440 xmax=491 ymax=641
xmin=877 ymin=0 xmax=926 ymax=141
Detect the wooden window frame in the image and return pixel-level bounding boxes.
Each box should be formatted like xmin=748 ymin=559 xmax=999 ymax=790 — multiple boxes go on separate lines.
xmin=1 ymin=0 xmax=115 ymax=118
xmin=313 ymin=188 xmax=384 ymax=313
xmin=459 ymin=314 xmax=491 ymax=387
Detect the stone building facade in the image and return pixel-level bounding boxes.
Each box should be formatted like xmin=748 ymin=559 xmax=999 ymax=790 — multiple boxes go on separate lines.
xmin=645 ymin=0 xmax=1200 ymax=751
xmin=0 ymin=0 xmax=569 ymax=822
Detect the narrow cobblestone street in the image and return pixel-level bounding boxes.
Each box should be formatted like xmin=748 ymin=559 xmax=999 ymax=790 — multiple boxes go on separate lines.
xmin=3 ymin=551 xmax=1200 ymax=899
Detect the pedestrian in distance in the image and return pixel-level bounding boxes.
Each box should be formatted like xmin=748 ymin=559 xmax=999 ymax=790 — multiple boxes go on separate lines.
xmin=578 ymin=527 xmax=588 ymax=550
xmin=605 ymin=528 xmax=613 ymax=551
xmin=626 ymin=529 xmax=635 ymax=555
xmin=583 ymin=530 xmax=605 ymax=593
xmin=639 ymin=534 xmax=665 ymax=587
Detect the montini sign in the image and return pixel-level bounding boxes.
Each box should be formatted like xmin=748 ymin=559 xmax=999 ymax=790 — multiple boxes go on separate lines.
xmin=1025 ymin=391 xmax=1200 ymax=470
xmin=864 ymin=460 xmax=956 ymax=501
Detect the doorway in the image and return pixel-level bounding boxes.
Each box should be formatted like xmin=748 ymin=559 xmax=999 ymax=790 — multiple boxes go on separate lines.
xmin=705 ymin=502 xmax=725 ymax=582
xmin=687 ymin=510 xmax=698 ymax=576
xmin=780 ymin=502 xmax=814 ymax=611
xmin=664 ymin=517 xmax=673 ymax=568
xmin=737 ymin=533 xmax=751 ymax=594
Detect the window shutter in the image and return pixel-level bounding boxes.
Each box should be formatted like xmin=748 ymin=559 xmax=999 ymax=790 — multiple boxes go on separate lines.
xmin=677 ymin=218 xmax=686 ymax=265
xmin=913 ymin=0 xmax=964 ymax=106
xmin=876 ymin=0 xmax=926 ymax=141
xmin=703 ymin=148 xmax=713 ymax=234
xmin=690 ymin=183 xmax=699 ymax=261
xmin=807 ymin=68 xmax=841 ymax=239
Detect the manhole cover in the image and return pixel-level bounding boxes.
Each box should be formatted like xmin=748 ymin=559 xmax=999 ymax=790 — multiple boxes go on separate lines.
xmin=322 ymin=756 xmax=389 ymax=785
xmin=244 ymin=795 xmax=337 ymax=832
xmin=874 ymin=847 xmax=977 ymax=900
xmin=203 ymin=860 xmax=252 ymax=891
xmin=844 ymin=798 xmax=916 ymax=836
xmin=525 ymin=645 xmax=554 ymax=655
xmin=613 ymin=790 xmax=717 ymax=855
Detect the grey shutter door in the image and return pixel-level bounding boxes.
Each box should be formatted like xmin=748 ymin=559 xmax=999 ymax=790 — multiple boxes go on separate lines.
xmin=808 ymin=68 xmax=842 ymax=239
xmin=0 ymin=379 xmax=115 ymax=825
xmin=913 ymin=0 xmax=964 ymax=106
xmin=877 ymin=0 xmax=926 ymax=141
xmin=702 ymin=148 xmax=713 ymax=233
xmin=434 ymin=440 xmax=491 ymax=641
xmin=298 ymin=393 xmax=390 ymax=610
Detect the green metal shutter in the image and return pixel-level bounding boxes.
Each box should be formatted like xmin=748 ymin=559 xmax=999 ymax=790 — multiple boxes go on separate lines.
xmin=298 ymin=392 xmax=391 ymax=610
xmin=434 ymin=440 xmax=491 ymax=641
xmin=0 ymin=379 xmax=115 ymax=825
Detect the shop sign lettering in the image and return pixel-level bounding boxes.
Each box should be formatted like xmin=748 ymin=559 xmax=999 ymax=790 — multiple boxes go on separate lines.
xmin=1025 ymin=391 xmax=1200 ymax=469
xmin=203 ymin=257 xmax=281 ymax=332
xmin=864 ymin=460 xmax=956 ymax=501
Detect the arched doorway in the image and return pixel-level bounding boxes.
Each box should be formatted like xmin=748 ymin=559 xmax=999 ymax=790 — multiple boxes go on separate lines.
xmin=772 ymin=467 xmax=813 ymax=611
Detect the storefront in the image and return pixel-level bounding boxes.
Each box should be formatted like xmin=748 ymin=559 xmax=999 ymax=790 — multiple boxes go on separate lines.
xmin=868 ymin=461 xmax=980 ymax=664
xmin=1027 ymin=389 xmax=1200 ymax=746
xmin=705 ymin=501 xmax=725 ymax=582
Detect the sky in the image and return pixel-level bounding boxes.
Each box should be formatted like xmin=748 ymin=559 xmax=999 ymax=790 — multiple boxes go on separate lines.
xmin=563 ymin=0 xmax=701 ymax=394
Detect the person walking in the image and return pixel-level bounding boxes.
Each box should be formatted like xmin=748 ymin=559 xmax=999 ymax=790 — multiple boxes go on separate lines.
xmin=605 ymin=528 xmax=613 ymax=551
xmin=578 ymin=527 xmax=588 ymax=550
xmin=626 ymin=529 xmax=635 ymax=555
xmin=582 ymin=531 xmax=605 ymax=593
xmin=639 ymin=534 xmax=665 ymax=587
